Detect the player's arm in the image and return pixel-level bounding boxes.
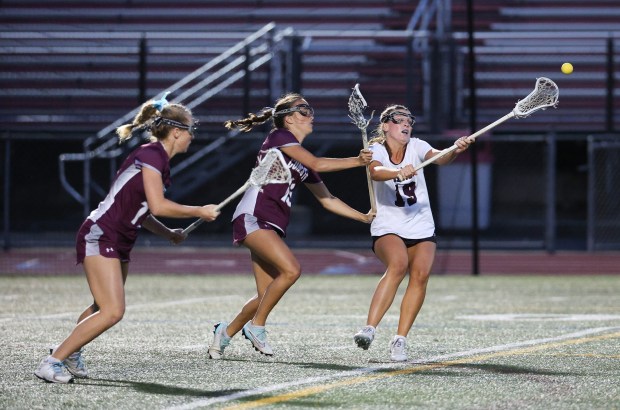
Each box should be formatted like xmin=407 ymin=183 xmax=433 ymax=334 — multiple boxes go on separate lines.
xmin=425 ymin=137 xmax=472 ymax=166
xmin=141 ymin=215 xmax=187 ymax=244
xmin=142 ymin=167 xmax=219 ymax=221
xmin=280 ymin=145 xmax=371 ymax=173
xmin=305 ymin=182 xmax=375 ymax=223
xmin=370 ymin=160 xmax=416 ymax=181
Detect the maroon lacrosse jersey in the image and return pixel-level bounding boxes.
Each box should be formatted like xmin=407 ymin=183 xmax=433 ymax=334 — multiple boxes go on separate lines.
xmin=232 ymin=129 xmax=322 ymax=235
xmin=86 ymin=141 xmax=170 ymax=247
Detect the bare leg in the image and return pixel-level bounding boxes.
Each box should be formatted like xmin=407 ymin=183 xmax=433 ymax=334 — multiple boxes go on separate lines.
xmin=365 ymin=235 xmax=409 ymax=327
xmin=76 ymin=303 xmax=99 ymax=325
xmin=396 ymin=241 xmax=435 ymax=337
xmin=51 ymin=256 xmax=127 ymax=361
xmin=74 ymin=266 xmax=126 ymax=325
xmin=230 ymin=229 xmax=301 ymax=330
xmin=226 ymin=251 xmax=279 ymax=337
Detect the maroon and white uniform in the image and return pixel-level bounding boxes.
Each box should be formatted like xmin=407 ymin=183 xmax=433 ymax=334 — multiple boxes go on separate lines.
xmin=369 ymin=138 xmax=435 ymax=239
xmin=232 ymin=129 xmax=322 ymax=243
xmin=76 ymin=142 xmax=170 ymax=263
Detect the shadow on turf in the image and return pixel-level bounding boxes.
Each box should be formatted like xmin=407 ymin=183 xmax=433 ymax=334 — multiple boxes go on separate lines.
xmin=77 ymin=378 xmax=244 ymax=397
xmin=221 ymin=357 xmax=361 ymax=371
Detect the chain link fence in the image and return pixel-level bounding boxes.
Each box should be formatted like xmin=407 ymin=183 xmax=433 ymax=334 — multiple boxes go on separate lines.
xmin=588 ymin=135 xmax=620 ymax=250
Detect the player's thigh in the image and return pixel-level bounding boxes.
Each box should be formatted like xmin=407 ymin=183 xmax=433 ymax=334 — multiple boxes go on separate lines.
xmin=243 ymin=229 xmax=300 ymax=279
xmin=407 ymin=241 xmax=436 ymax=277
xmin=83 ymin=255 xmax=126 ymax=310
xmin=374 ymin=234 xmax=409 ymax=272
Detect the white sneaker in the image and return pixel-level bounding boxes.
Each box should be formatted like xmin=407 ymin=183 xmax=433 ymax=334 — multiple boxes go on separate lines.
xmin=242 ymin=322 xmax=273 ymax=356
xmin=390 ymin=336 xmax=407 ymax=362
xmin=50 ymin=345 xmax=88 ymax=378
xmin=34 ymin=356 xmax=74 ymax=384
xmin=353 ymin=326 xmax=376 ymax=350
xmin=208 ymin=322 xmax=231 ymax=360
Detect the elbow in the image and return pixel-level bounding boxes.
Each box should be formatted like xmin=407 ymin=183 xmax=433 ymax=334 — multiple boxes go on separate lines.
xmin=320 ymin=195 xmax=337 ymax=211
xmin=148 ymin=203 xmax=164 ymax=217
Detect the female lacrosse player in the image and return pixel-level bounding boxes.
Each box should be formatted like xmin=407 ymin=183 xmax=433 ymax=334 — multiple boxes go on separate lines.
xmin=353 ymin=104 xmax=472 ymax=361
xmin=207 ymin=93 xmax=375 ymax=359
xmin=34 ymin=95 xmax=220 ymax=383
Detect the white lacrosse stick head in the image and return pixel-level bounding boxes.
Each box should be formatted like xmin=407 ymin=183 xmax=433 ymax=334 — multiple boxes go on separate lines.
xmin=348 ymin=83 xmax=374 ymax=130
xmin=513 ymin=77 xmax=559 ymax=118
xmin=249 ymin=149 xmax=292 ymax=187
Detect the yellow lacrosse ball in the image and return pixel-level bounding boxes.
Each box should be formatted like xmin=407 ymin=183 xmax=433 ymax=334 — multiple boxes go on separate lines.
xmin=561 ymin=63 xmax=573 ymax=75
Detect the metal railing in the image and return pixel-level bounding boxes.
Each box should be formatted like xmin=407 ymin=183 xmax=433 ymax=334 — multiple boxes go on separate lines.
xmin=55 ymin=1 xmax=447 ymax=215
xmin=59 ymin=23 xmax=280 ymax=217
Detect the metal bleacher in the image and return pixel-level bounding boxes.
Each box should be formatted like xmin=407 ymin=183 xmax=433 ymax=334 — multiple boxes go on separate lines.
xmin=0 ymin=1 xmax=418 ymax=134
xmin=0 ymin=1 xmax=426 ymax=217
xmin=2 ymin=0 xmax=618 ymax=219
xmin=5 ymin=1 xmax=617 ymax=136
xmin=450 ymin=0 xmax=620 ymax=133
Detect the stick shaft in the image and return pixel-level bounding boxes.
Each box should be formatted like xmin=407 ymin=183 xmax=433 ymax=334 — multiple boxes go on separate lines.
xmin=182 ymin=180 xmax=251 ymax=235
xmin=413 ymin=112 xmax=515 ymax=172
xmin=361 ymin=129 xmax=377 ymax=213
xmin=215 ymin=181 xmax=251 ymax=212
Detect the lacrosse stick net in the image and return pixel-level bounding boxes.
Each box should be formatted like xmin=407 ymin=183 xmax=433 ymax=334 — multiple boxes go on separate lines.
xmin=513 ymin=77 xmax=559 ymax=118
xmin=412 ymin=77 xmax=559 ymax=173
xmin=348 ymin=83 xmax=377 ymax=213
xmin=183 ymin=149 xmax=291 ymax=234
xmin=348 ymin=84 xmax=374 ymax=137
xmin=246 ymin=148 xmax=291 ymax=188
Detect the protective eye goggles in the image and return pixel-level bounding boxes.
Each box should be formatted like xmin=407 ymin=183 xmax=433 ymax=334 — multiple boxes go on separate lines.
xmin=274 ymin=104 xmax=314 ymax=117
xmin=154 ymin=117 xmax=198 ymax=136
xmin=380 ymin=111 xmax=416 ymax=127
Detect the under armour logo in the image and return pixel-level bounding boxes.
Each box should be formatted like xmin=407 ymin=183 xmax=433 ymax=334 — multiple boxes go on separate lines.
xmin=105 ymin=247 xmax=114 ymax=253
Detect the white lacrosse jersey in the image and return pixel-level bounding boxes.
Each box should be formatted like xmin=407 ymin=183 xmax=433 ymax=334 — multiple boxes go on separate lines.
xmin=369 ymin=138 xmax=435 ymax=239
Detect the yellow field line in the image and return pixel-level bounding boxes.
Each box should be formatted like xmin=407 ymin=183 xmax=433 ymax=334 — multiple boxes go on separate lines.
xmin=224 ymin=331 xmax=620 ymax=410
xmin=540 ymin=352 xmax=620 ymax=359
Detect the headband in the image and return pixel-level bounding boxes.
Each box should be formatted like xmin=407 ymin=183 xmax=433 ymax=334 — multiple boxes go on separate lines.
xmin=262 ymin=107 xmax=276 ymax=116
xmin=380 ymin=110 xmax=416 ymax=124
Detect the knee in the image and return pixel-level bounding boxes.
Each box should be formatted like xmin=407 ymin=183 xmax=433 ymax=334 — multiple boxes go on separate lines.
xmin=386 ymin=260 xmax=409 ymax=281
xmin=101 ymin=306 xmax=125 ymax=327
xmin=410 ymin=268 xmax=431 ymax=286
xmin=280 ymin=263 xmax=302 ymax=283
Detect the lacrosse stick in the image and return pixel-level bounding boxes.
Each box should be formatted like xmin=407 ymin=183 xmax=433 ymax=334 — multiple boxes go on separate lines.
xmin=182 ymin=149 xmax=292 ymax=234
xmin=348 ymin=83 xmax=377 ymax=213
xmin=413 ymin=77 xmax=559 ymax=172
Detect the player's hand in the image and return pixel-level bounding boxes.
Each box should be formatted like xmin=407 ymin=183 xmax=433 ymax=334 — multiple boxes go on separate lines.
xmin=364 ymin=210 xmax=376 ymax=223
xmin=454 ymin=136 xmax=473 ymax=154
xmin=200 ymin=204 xmax=220 ymax=222
xmin=397 ymin=164 xmax=416 ymax=181
xmin=358 ymin=148 xmax=373 ymax=166
xmin=169 ymin=228 xmax=187 ymax=245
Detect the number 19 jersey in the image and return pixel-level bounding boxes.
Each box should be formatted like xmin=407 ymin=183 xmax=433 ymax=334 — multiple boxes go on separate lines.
xmin=369 ymin=138 xmax=435 ymax=239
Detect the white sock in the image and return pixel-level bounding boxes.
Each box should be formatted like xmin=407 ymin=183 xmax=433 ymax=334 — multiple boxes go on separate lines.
xmin=249 ymin=322 xmax=265 ymax=329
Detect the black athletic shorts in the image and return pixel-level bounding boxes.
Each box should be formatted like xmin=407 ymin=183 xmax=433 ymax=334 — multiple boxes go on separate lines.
xmin=371 ymin=233 xmax=437 ymax=253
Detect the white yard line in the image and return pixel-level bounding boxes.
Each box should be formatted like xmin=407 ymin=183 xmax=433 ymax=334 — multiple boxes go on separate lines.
xmin=165 ymin=326 xmax=620 ymax=410
xmin=0 ymin=295 xmax=241 ymax=322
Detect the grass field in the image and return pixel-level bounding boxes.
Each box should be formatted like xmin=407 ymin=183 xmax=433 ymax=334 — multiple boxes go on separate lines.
xmin=1 ymin=273 xmax=619 ymax=409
